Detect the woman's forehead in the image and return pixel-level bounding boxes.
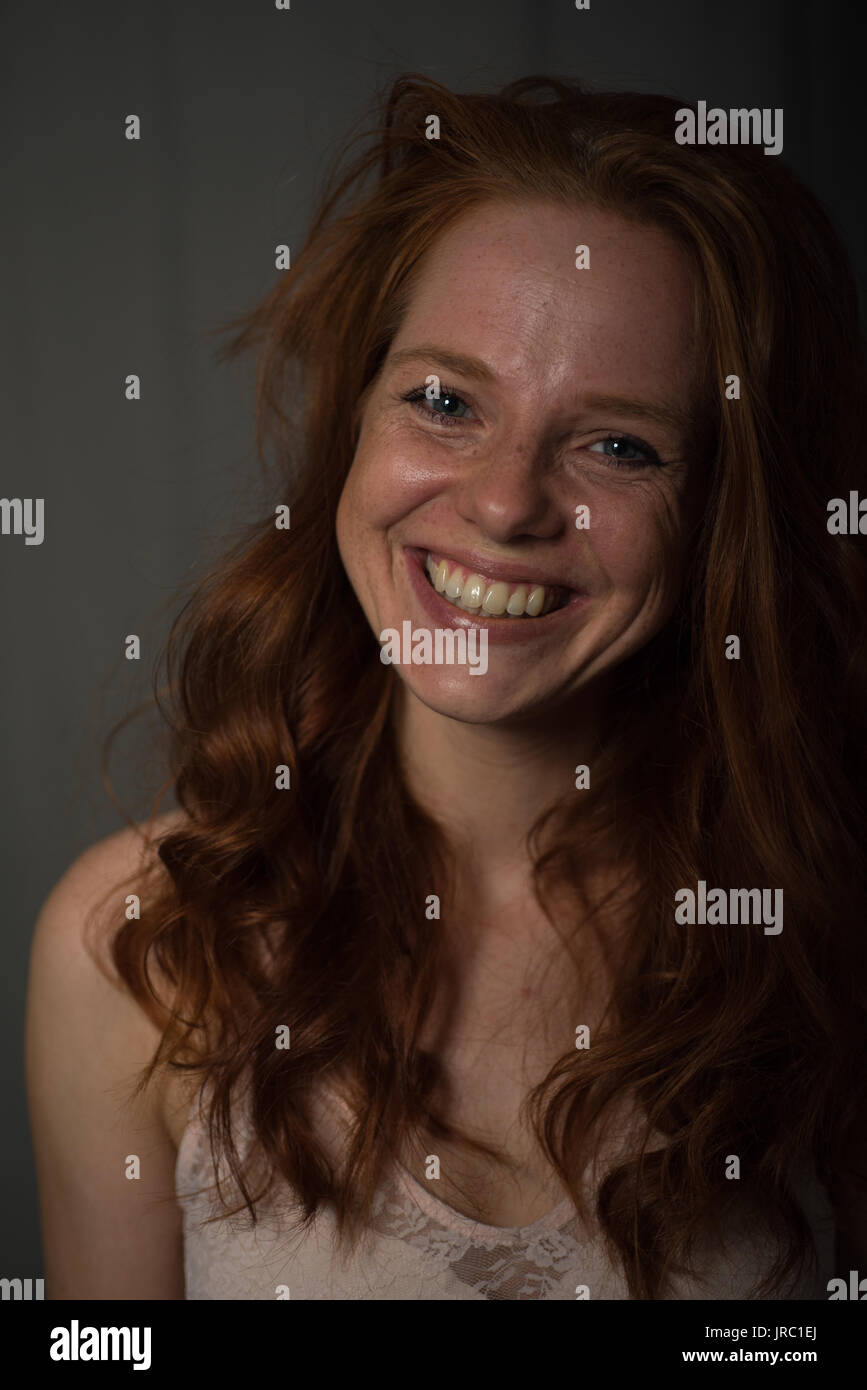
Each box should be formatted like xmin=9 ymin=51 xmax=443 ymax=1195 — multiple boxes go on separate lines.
xmin=387 ymin=201 xmax=697 ymax=415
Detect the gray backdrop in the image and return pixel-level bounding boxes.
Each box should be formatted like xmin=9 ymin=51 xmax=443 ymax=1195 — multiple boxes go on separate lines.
xmin=3 ymin=0 xmax=864 ymax=1277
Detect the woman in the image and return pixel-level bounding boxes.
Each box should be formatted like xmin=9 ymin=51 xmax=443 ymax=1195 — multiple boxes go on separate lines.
xmin=26 ymin=74 xmax=867 ymax=1300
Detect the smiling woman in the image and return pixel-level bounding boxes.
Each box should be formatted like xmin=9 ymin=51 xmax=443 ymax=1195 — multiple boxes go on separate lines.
xmin=26 ymin=73 xmax=867 ymax=1301
xmin=337 ymin=199 xmax=698 ymax=723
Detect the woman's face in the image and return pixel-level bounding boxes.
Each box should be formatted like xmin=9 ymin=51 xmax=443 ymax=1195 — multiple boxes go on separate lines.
xmin=336 ymin=198 xmax=700 ymax=726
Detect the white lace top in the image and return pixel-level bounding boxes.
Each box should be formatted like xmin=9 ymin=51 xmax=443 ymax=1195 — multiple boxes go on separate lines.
xmin=175 ymin=1081 xmax=836 ymax=1300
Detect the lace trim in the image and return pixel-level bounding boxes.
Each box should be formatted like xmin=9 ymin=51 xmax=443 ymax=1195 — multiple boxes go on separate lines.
xmin=369 ymin=1168 xmax=590 ymax=1299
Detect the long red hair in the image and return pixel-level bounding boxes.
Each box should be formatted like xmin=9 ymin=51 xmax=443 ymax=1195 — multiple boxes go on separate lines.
xmin=96 ymin=74 xmax=867 ymax=1298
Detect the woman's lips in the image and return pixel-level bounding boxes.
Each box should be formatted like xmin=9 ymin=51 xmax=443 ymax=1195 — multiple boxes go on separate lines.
xmin=401 ymin=546 xmax=589 ymax=643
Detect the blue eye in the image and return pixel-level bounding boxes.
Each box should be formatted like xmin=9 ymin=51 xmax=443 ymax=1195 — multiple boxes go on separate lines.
xmin=588 ymin=434 xmax=662 ymax=469
xmin=402 ymin=384 xmax=474 ymax=426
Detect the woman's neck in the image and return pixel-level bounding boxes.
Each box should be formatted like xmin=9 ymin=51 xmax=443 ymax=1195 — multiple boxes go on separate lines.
xmin=395 ymin=681 xmax=604 ymax=907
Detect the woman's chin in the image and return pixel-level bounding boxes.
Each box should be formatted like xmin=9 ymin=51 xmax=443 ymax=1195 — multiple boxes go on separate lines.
xmin=395 ymin=667 xmax=568 ymax=727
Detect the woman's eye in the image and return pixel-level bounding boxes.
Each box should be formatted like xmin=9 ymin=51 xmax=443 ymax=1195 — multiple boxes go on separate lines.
xmin=587 ymin=434 xmax=662 ymax=469
xmin=402 ymin=384 xmax=474 ymax=426
xmin=399 ymin=391 xmax=663 ymax=468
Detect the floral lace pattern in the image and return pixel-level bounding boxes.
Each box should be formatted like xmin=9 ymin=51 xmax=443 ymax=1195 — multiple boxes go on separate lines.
xmin=368 ymin=1170 xmax=594 ymax=1299
xmin=175 ymin=1084 xmax=836 ymax=1301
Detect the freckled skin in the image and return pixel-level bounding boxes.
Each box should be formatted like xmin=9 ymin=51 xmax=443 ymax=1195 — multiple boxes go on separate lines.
xmin=336 ymin=199 xmax=699 ymax=727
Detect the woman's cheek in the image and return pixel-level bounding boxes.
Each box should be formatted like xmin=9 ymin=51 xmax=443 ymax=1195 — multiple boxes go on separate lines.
xmin=584 ymin=480 xmax=685 ymax=591
xmin=348 ymin=431 xmax=445 ymax=531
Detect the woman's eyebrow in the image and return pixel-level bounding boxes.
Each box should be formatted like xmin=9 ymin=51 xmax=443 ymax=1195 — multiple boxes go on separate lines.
xmin=385 ymin=344 xmax=498 ymax=383
xmin=580 ymin=393 xmax=695 ymax=436
xmin=385 ymin=345 xmax=693 ymax=436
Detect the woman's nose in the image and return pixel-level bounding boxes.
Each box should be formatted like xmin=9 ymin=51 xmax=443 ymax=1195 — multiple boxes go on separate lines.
xmin=452 ymin=442 xmax=563 ymax=543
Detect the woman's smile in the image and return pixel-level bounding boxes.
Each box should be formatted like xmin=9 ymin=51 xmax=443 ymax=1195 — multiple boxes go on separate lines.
xmin=423 ymin=549 xmax=574 ymax=617
xmin=402 ymin=544 xmax=591 ymax=642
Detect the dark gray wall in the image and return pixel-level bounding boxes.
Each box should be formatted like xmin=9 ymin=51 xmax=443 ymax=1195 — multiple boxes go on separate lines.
xmin=3 ymin=0 xmax=864 ymax=1277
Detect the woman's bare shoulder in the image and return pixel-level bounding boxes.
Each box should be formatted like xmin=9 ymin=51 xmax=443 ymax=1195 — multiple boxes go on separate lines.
xmin=27 ymin=809 xmax=199 ymax=1137
xmin=47 ymin=808 xmax=188 ymax=902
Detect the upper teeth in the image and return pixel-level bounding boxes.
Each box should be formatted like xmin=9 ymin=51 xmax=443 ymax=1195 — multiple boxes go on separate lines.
xmin=424 ymin=553 xmax=564 ymax=618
